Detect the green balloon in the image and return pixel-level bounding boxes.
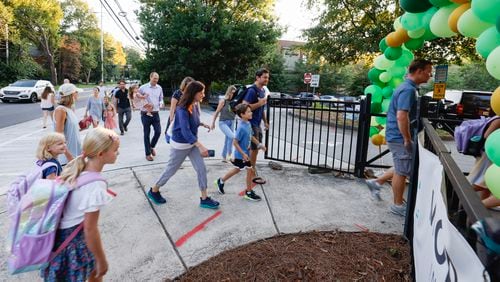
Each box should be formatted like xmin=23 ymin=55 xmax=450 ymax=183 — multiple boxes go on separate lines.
xmin=374 ymin=55 xmax=395 ymax=70
xmin=388 ymin=65 xmax=407 ymax=77
xmin=497 ymin=15 xmax=500 ymax=33
xmin=472 ymin=0 xmax=500 ymax=24
xmin=476 ymin=27 xmax=500 ymax=59
xmin=374 ymin=81 xmax=387 ymax=88
xmin=423 ymin=7 xmax=438 ymax=24
xmin=371 ymin=102 xmax=382 ymax=114
xmin=384 ymin=46 xmax=403 ymax=60
xmin=457 ymin=9 xmax=494 ymax=38
xmin=369 ymin=126 xmax=380 ymax=137
xmin=404 ymin=37 xmax=425 ymax=50
xmin=379 ymin=72 xmax=392 ymax=83
xmin=396 ymin=49 xmax=415 ymax=66
xmin=429 ymin=0 xmax=452 ymax=7
xmin=393 ymin=16 xmax=403 ymax=30
xmin=368 ymin=68 xmax=384 ymax=83
xmin=364 ymin=85 xmax=382 ymax=97
xmin=408 ymin=28 xmax=426 ymax=39
xmin=486 ymin=46 xmax=500 ymax=80
xmin=382 ymin=86 xmax=394 ymax=99
xmin=430 ymin=4 xmax=459 ymax=38
xmin=375 ymin=116 xmax=387 ymax=125
xmin=421 ymin=26 xmax=438 ymax=41
xmin=400 ymin=0 xmax=432 ymax=13
xmin=381 ymin=98 xmax=391 ymax=112
xmin=401 ymin=12 xmax=426 ymax=31
xmin=389 ymin=77 xmax=404 ymax=88
xmin=379 ymin=37 xmax=388 ymax=52
xmin=485 ymin=129 xmax=500 ymax=166
xmin=485 ymin=164 xmax=500 ymax=198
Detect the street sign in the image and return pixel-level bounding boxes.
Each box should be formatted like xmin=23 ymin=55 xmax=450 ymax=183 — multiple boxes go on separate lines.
xmin=310 ymin=74 xmax=320 ymax=87
xmin=304 ymin=73 xmax=312 ymax=84
xmin=434 ymin=65 xmax=448 ymax=83
xmin=433 ymin=82 xmax=446 ymax=100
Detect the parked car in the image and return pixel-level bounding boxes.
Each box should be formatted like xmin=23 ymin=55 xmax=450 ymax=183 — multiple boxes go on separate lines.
xmin=0 ymin=79 xmax=55 ymax=103
xmin=424 ymin=89 xmax=494 ymax=132
xmin=208 ymin=91 xmax=225 ymax=110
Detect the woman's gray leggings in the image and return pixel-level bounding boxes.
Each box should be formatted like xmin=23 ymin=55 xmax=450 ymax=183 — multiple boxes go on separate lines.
xmin=155 ymin=146 xmax=207 ymax=190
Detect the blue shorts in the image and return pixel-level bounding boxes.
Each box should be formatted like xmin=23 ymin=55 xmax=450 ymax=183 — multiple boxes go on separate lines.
xmin=387 ymin=142 xmax=413 ymax=178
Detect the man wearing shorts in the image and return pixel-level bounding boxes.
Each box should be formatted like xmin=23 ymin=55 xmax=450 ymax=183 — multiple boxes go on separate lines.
xmin=242 ymin=68 xmax=270 ymax=169
xmin=370 ymin=59 xmax=432 ymax=216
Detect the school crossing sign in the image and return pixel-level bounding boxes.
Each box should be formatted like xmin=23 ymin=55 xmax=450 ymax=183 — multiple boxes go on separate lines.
xmin=432 ymin=65 xmax=448 ymax=100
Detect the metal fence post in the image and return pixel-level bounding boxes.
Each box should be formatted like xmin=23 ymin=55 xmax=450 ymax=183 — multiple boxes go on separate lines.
xmin=354 ymin=94 xmax=372 ymax=178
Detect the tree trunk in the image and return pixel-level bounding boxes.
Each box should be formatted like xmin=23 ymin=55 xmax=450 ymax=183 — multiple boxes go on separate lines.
xmin=204 ymin=80 xmax=212 ymax=104
xmin=86 ymin=69 xmax=91 ymax=84
xmin=39 ymin=29 xmax=57 ymax=85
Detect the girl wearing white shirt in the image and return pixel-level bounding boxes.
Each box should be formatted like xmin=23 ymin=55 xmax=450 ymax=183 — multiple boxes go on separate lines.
xmin=40 ymin=86 xmax=55 ymax=128
xmin=42 ymin=128 xmax=119 ymax=282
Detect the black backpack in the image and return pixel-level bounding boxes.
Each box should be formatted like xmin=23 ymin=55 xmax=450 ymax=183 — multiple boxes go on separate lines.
xmin=229 ymin=84 xmax=256 ymax=113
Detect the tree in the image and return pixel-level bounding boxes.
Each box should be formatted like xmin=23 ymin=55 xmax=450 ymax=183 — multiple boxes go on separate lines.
xmin=7 ymin=0 xmax=63 ymax=84
xmin=305 ymin=0 xmax=482 ymax=65
xmin=59 ymin=36 xmax=82 ymax=82
xmin=60 ymin=0 xmax=100 ymax=83
xmin=138 ymin=0 xmax=281 ymax=93
xmin=124 ymin=47 xmax=142 ymax=79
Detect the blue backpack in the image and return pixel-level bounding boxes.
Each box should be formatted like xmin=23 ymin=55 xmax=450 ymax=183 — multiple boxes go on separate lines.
xmin=454 ymin=116 xmax=500 ymax=156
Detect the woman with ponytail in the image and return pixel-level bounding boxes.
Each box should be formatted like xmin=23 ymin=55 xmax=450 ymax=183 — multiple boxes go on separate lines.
xmin=42 ymin=127 xmax=120 ymax=282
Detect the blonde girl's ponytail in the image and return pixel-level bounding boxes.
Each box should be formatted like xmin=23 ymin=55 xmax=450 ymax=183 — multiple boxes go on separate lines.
xmin=59 ymin=156 xmax=86 ymax=185
xmin=59 ymin=127 xmax=119 ymax=186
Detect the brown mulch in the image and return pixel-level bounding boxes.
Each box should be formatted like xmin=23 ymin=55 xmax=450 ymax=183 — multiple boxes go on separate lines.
xmin=173 ymin=231 xmax=411 ymax=281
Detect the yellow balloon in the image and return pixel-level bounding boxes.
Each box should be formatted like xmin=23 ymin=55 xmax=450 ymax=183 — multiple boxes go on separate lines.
xmin=492 ymin=86 xmax=500 ymax=115
xmin=386 ymin=28 xmax=410 ymax=47
xmin=448 ymin=3 xmax=471 ymax=33
xmin=372 ymin=134 xmax=385 ymax=146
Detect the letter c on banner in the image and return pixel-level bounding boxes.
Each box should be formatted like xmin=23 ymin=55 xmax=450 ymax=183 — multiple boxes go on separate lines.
xmin=434 ymin=219 xmax=446 ymax=264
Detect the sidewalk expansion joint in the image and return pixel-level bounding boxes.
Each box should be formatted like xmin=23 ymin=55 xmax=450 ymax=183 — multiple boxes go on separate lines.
xmin=129 ymin=167 xmax=188 ymax=271
xmin=255 ymin=168 xmax=281 ymax=235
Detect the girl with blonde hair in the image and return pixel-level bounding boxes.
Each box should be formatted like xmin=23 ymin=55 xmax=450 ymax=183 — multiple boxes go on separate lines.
xmin=42 ymin=127 xmax=120 ymax=282
xmin=36 ymin=132 xmax=66 ymax=179
xmin=211 ymin=85 xmax=237 ymax=162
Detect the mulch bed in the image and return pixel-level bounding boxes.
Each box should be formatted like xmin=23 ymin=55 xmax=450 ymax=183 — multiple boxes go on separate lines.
xmin=173 ymin=231 xmax=411 ymax=281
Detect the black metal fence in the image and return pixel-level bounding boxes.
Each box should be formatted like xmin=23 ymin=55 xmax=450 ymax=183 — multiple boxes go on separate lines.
xmin=265 ymin=97 xmax=369 ymax=175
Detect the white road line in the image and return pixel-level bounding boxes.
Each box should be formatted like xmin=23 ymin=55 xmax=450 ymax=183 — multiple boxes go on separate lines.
xmin=0 ymin=128 xmax=45 ymax=147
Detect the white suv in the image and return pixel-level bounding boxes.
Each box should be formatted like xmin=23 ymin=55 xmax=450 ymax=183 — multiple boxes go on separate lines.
xmin=0 ymin=79 xmax=55 ymax=103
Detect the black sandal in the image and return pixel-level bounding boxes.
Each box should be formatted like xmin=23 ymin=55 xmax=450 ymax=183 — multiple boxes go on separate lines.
xmin=252 ymin=177 xmax=266 ymax=184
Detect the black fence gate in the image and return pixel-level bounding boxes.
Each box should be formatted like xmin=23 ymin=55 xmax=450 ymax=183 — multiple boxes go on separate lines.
xmin=264 ymin=96 xmax=372 ymax=176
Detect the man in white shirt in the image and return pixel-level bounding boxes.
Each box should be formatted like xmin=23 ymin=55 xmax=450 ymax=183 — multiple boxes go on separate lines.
xmin=139 ymin=72 xmax=164 ymax=161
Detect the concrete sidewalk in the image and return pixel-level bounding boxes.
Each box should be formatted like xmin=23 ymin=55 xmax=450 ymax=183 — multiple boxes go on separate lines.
xmin=0 ymin=108 xmax=404 ymax=281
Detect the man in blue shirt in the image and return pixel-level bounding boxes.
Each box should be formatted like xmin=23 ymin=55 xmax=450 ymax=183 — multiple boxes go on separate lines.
xmin=367 ymin=59 xmax=432 ymax=217
xmin=243 ymin=68 xmax=270 ymax=167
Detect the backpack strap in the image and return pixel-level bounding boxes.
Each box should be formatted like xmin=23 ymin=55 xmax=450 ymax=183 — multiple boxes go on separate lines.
xmin=50 ymin=172 xmax=106 ymax=261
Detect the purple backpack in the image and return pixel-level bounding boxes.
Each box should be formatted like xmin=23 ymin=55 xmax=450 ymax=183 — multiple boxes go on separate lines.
xmin=7 ymin=172 xmax=106 ymax=274
xmin=455 ymin=116 xmax=500 ymax=156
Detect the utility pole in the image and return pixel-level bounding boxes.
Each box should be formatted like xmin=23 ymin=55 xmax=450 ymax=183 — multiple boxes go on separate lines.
xmin=5 ymin=24 xmax=8 ymax=65
xmin=100 ymin=2 xmax=104 ymax=83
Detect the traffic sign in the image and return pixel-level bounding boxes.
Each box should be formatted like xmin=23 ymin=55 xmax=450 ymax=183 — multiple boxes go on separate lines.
xmin=434 ymin=65 xmax=448 ymax=83
xmin=304 ymin=73 xmax=312 ymax=84
xmin=310 ymin=74 xmax=320 ymax=87
xmin=433 ymin=83 xmax=446 ymax=100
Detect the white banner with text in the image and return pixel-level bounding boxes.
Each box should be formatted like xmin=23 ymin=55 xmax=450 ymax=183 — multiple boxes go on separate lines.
xmin=413 ymin=142 xmax=489 ymax=282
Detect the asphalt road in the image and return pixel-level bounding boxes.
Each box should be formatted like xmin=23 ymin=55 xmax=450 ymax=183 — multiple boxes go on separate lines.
xmin=0 ymin=90 xmax=92 ymax=129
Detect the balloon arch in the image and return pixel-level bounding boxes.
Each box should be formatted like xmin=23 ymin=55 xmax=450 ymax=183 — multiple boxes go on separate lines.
xmin=364 ymin=0 xmax=500 ymax=195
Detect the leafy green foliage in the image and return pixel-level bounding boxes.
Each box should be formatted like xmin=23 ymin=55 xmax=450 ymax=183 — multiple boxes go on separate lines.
xmin=138 ymin=0 xmax=281 ymax=93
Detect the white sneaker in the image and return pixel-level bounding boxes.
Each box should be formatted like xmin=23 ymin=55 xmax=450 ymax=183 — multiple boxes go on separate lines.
xmin=365 ymin=179 xmax=383 ymax=201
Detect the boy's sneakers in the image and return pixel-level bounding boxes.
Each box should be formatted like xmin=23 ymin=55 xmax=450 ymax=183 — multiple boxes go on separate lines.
xmin=215 ymin=178 xmax=225 ymax=194
xmin=200 ymin=197 xmax=220 ymax=209
xmin=244 ymin=190 xmax=261 ymax=201
xmin=148 ymin=188 xmax=166 ymax=205
xmin=390 ymin=204 xmax=407 ymax=217
xmin=365 ymin=179 xmax=383 ymax=201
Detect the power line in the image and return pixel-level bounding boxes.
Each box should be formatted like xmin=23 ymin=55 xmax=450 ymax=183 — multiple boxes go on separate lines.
xmin=112 ymin=0 xmax=142 ymax=41
xmin=99 ymin=0 xmax=145 ymax=51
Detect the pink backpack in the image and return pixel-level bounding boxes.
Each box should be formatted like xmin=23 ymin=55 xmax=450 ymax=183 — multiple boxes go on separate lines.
xmin=6 ymin=172 xmax=106 ymax=274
